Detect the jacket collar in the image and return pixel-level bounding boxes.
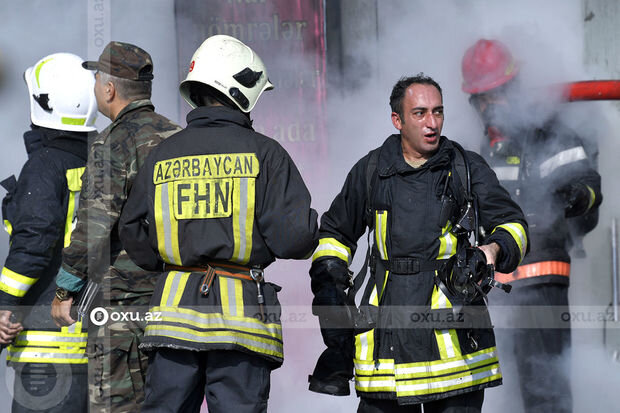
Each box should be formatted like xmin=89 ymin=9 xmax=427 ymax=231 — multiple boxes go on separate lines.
xmin=115 ymin=99 xmax=154 ymax=122
xmin=186 ymin=106 xmax=253 ymax=129
xmin=377 ymin=134 xmax=453 ymax=177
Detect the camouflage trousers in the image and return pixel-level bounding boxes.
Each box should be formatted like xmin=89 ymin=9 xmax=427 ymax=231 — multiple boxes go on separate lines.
xmin=87 ymin=299 xmax=150 ymax=413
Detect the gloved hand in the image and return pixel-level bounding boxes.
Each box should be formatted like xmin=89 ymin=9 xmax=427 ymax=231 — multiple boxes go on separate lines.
xmin=555 ymin=183 xmax=592 ymax=218
xmin=310 ymin=258 xmax=354 ymax=350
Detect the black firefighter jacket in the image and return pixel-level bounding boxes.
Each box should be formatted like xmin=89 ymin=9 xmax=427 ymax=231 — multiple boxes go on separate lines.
xmin=119 ymin=106 xmax=318 ymax=365
xmin=313 ymin=135 xmax=529 ymax=404
xmin=0 ymin=127 xmax=88 ymax=366
xmin=482 ymin=119 xmax=602 ymax=286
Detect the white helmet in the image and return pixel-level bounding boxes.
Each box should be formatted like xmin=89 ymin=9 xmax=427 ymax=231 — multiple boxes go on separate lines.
xmin=180 ymin=35 xmax=274 ymax=113
xmin=24 ymin=53 xmax=97 ymax=132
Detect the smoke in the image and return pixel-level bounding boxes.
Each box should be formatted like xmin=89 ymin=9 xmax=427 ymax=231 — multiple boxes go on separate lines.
xmin=324 ymin=0 xmax=620 ymax=412
xmin=0 ymin=1 xmax=618 ymax=412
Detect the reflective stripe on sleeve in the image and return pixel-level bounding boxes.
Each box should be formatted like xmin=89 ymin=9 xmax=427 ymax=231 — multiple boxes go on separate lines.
xmin=0 ymin=267 xmax=37 ymax=297
xmin=64 ymin=167 xmax=85 ymax=248
xmin=312 ymin=237 xmax=352 ymax=264
xmin=539 ymin=146 xmax=587 ymax=178
xmin=492 ymin=166 xmax=519 ymax=181
xmin=492 ymin=222 xmax=527 ymax=262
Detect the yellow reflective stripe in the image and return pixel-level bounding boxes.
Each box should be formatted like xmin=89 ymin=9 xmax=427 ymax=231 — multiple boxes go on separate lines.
xmin=64 ymin=190 xmax=77 ymax=247
xmin=431 ymin=284 xmax=452 ymax=310
xmin=375 ymin=211 xmax=388 ymax=260
xmin=150 ymin=306 xmax=282 ymax=338
xmin=0 ymin=267 xmax=37 ymax=297
xmin=354 ymin=348 xmax=500 ymax=396
xmin=369 ymin=285 xmax=379 ymax=306
xmin=355 ymin=329 xmax=375 ymax=361
xmin=145 ymin=324 xmax=283 ymax=358
xmin=35 ymin=58 xmax=53 ymax=88
xmin=4 ymin=219 xmax=12 ymax=235
xmin=437 ymin=221 xmax=457 ymax=260
xmin=430 ymin=284 xmax=460 ymax=359
xmin=155 ymin=183 xmax=182 ymax=265
xmin=378 ymin=270 xmax=389 ymax=302
xmin=160 ymin=271 xmax=182 ymax=307
xmin=66 ymin=167 xmax=84 ymax=191
xmin=586 ymin=185 xmax=596 ymax=210
xmin=219 ymin=277 xmax=244 ymax=317
xmin=493 ymin=222 xmax=527 ymax=262
xmin=6 ymin=347 xmax=88 ymax=364
xmin=395 ymin=364 xmax=501 ymax=396
xmin=231 ymin=177 xmax=255 ymax=264
xmin=61 ymin=117 xmax=87 ymax=126
xmin=355 ymin=359 xmax=395 ymax=375
xmin=172 ymin=273 xmax=189 ymax=306
xmin=312 ymin=237 xmax=352 ymax=264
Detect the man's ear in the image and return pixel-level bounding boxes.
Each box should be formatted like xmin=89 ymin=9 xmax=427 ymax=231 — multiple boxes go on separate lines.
xmin=106 ymin=81 xmax=116 ymax=103
xmin=391 ymin=112 xmax=402 ymax=130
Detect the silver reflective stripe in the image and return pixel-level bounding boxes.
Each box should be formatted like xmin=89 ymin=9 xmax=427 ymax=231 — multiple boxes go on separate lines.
xmin=226 ymin=278 xmax=238 ymax=317
xmin=493 ymin=166 xmax=519 ymax=181
xmin=161 ymin=183 xmax=177 ymax=264
xmin=394 ymin=349 xmax=498 ymax=376
xmin=154 ymin=310 xmax=281 ymax=336
xmin=395 ymin=364 xmax=500 ymax=393
xmin=0 ymin=273 xmax=30 ymax=294
xmin=145 ymin=326 xmax=283 ymax=355
xmin=540 ymin=146 xmax=587 ymax=178
xmin=233 ymin=178 xmax=250 ymax=262
xmin=7 ymin=350 xmax=86 ymax=360
xmin=166 ymin=272 xmax=183 ymax=307
xmin=17 ymin=333 xmax=85 ymax=344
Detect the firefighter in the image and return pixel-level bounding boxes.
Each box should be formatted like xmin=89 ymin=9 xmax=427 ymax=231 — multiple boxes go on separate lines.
xmin=118 ymin=35 xmax=318 ymax=413
xmin=309 ymin=74 xmax=528 ymax=412
xmin=50 ymin=41 xmax=181 ymax=412
xmin=0 ymin=53 xmax=97 ymax=412
xmin=461 ymin=38 xmax=603 ymax=413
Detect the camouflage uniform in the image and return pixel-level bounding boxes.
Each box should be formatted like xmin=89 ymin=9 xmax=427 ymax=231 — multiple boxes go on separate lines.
xmin=58 ymin=41 xmax=181 ymax=413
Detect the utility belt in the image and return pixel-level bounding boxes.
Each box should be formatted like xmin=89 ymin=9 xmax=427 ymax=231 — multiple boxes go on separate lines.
xmin=494 ymin=261 xmax=570 ymax=284
xmin=370 ymin=255 xmax=447 ymax=274
xmin=164 ymin=261 xmax=266 ymax=313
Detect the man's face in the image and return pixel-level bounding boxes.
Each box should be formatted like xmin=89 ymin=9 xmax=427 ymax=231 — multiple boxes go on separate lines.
xmin=391 ymin=84 xmax=444 ymax=160
xmin=94 ymin=72 xmax=109 ymax=118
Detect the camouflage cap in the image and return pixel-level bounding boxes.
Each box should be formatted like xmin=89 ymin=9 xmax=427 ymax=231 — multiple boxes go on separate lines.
xmin=82 ymin=41 xmax=154 ymax=81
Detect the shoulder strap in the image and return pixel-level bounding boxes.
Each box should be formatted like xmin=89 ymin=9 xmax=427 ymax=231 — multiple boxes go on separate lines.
xmin=450 ymin=141 xmax=469 ymax=199
xmin=365 ymin=149 xmax=380 ymax=229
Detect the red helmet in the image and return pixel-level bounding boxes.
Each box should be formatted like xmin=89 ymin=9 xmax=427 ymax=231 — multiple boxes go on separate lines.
xmin=461 ymin=39 xmax=519 ymax=94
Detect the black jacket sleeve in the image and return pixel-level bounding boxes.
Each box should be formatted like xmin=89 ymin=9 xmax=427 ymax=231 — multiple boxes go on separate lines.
xmin=118 ymin=152 xmax=160 ymax=271
xmin=468 ymin=150 xmax=530 ymax=273
xmin=0 ymin=151 xmax=67 ymax=305
xmin=255 ymin=144 xmax=319 ymax=259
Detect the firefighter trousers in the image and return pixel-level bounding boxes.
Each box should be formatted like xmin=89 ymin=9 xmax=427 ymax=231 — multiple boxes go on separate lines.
xmin=10 ymin=363 xmax=87 ymax=413
xmin=141 ymin=348 xmax=272 ymax=413
xmin=357 ymin=389 xmax=484 ymax=412
xmin=490 ymin=283 xmax=571 ymax=413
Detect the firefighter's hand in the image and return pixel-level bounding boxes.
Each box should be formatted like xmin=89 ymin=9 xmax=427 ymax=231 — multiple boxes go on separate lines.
xmin=51 ymin=296 xmax=75 ymax=327
xmin=0 ymin=310 xmax=23 ymax=344
xmin=556 ymin=183 xmax=592 ymax=218
xmin=478 ymin=242 xmax=500 ymax=268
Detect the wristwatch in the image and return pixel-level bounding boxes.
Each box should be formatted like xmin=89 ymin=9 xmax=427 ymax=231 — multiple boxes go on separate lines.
xmin=55 ymin=287 xmax=73 ymax=302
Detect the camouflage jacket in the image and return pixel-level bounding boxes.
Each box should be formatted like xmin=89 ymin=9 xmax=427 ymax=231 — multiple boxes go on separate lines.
xmin=61 ymin=99 xmax=181 ymax=301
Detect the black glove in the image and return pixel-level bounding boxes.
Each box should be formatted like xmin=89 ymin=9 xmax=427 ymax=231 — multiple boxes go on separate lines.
xmin=310 ymin=258 xmax=354 ymax=350
xmin=556 ymin=183 xmax=592 ymax=218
